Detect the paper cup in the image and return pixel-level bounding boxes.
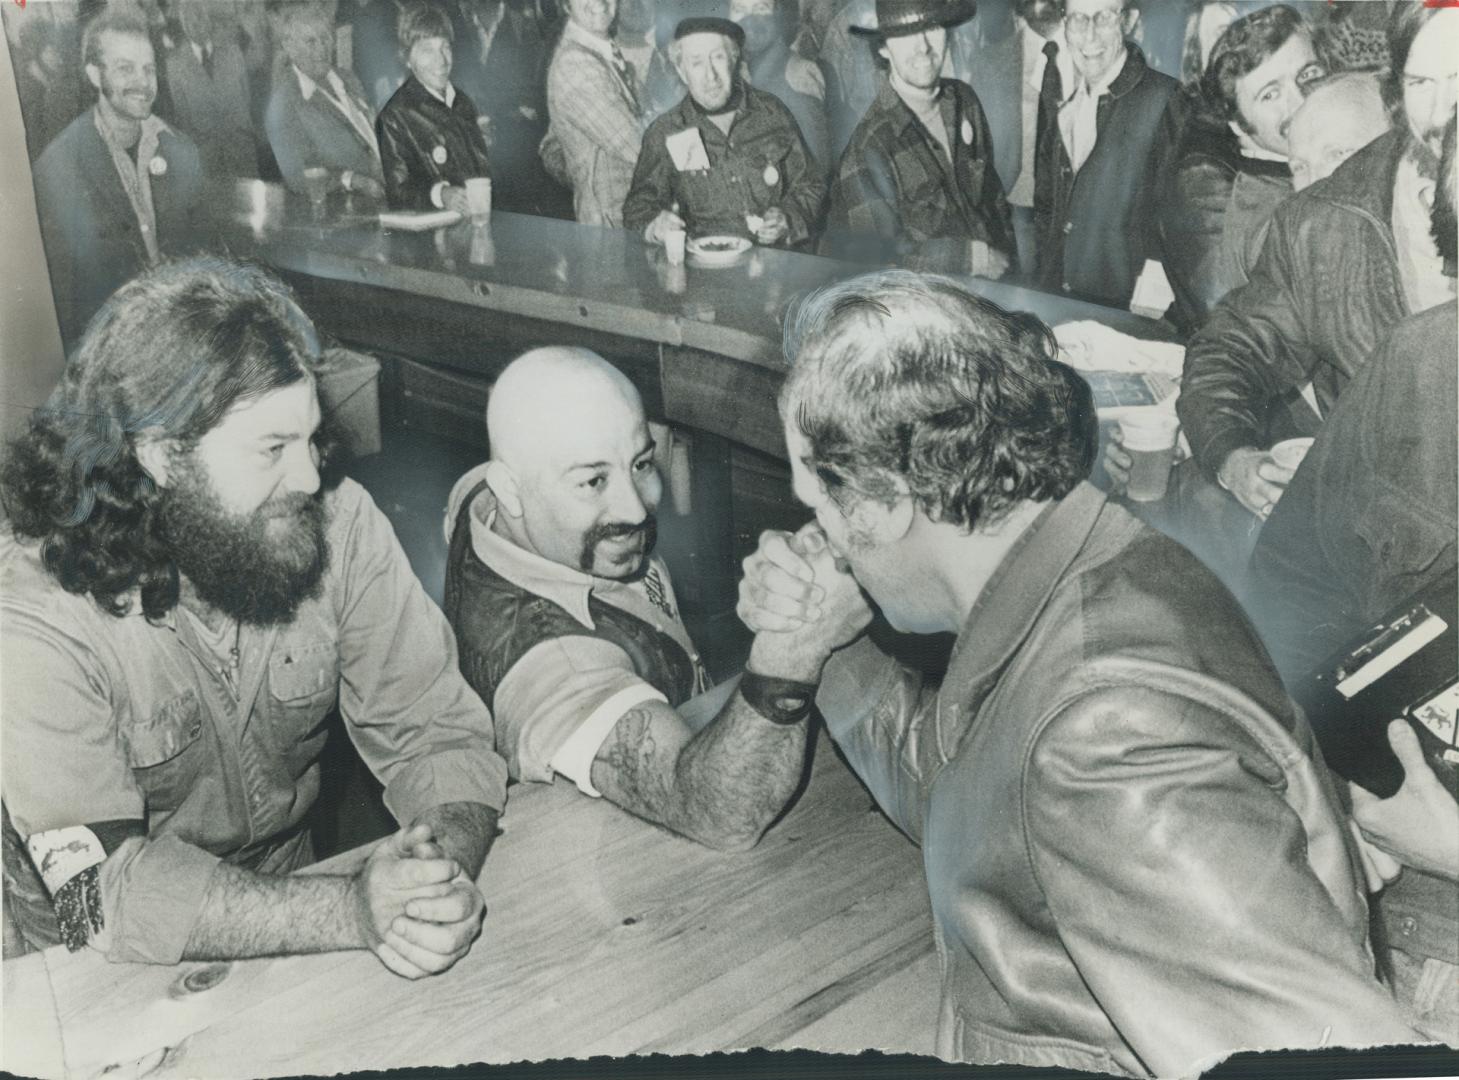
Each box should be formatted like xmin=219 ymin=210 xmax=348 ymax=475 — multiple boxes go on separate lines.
xmin=465 ymin=177 xmax=492 ymax=221
xmin=664 ymin=227 xmax=687 ymax=266
xmin=1270 ymin=437 xmax=1315 ymax=471
xmin=1119 ymin=412 xmax=1180 ymax=503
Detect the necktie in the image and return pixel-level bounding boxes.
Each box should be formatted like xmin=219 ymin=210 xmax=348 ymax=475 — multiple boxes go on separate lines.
xmin=1037 ymin=39 xmax=1062 ymax=141
xmin=609 ymin=43 xmax=642 ymax=115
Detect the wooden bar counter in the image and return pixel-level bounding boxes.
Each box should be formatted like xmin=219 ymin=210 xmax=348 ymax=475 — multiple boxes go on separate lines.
xmin=4 ymin=732 xmax=938 ymax=1079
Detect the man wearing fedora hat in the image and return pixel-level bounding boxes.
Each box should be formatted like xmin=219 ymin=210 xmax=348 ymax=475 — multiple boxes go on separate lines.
xmin=623 ymin=16 xmax=826 ymax=248
xmin=821 ymin=0 xmax=1014 ymax=277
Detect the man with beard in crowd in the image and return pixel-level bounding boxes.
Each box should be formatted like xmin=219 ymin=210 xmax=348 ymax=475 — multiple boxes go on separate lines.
xmin=623 ymin=18 xmax=825 ymax=250
xmin=1178 ymin=2 xmax=1457 ymax=531
xmin=440 ymin=348 xmax=865 ymax=850
xmin=823 ymin=0 xmax=1015 ymax=278
xmin=32 ymin=9 xmax=204 ymax=345
xmin=0 ymin=259 xmax=507 ymax=976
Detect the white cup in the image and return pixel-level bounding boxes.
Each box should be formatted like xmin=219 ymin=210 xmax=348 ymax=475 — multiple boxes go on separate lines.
xmin=1269 ymin=437 xmax=1315 ymax=471
xmin=1118 ymin=412 xmax=1181 ymax=503
xmin=664 ymin=226 xmax=687 ymax=267
xmin=465 ymin=177 xmax=492 ymax=220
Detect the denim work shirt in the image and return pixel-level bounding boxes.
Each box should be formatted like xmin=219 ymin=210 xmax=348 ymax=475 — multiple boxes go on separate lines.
xmin=622 ymin=84 xmax=825 ymax=245
xmin=1 ymin=479 xmax=508 ymax=963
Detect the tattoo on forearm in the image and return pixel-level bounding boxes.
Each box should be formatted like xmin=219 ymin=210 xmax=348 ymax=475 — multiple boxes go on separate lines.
xmin=593 ymin=693 xmax=810 ymax=851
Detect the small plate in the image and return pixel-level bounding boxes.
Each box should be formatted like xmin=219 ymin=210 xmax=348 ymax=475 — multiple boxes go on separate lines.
xmin=687 ymin=235 xmax=751 ymax=267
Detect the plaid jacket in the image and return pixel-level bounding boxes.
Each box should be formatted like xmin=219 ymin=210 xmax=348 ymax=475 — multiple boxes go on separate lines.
xmin=622 ymin=85 xmax=826 ymax=246
xmin=546 ymin=23 xmax=647 ymax=227
xmin=823 ymin=76 xmax=1014 ymax=271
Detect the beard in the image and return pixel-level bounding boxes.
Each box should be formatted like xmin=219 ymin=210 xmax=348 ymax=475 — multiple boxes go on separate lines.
xmin=579 ymin=513 xmax=657 ymax=578
xmin=158 ymin=458 xmax=330 ymax=626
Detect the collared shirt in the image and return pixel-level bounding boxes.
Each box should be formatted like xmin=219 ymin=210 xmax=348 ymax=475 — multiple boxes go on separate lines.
xmin=444 ymin=470 xmax=706 ymax=796
xmin=1009 ymin=18 xmax=1072 ymax=207
xmin=190 ymin=39 xmax=213 ymax=69
xmin=1060 ymin=45 xmax=1126 ymax=174
xmin=92 ymin=105 xmax=168 ymax=262
xmin=621 ymin=84 xmax=825 ymax=244
xmin=1392 ymin=148 xmax=1457 ymax=313
xmin=1 ymin=479 xmax=508 ymax=964
xmin=294 ymin=63 xmax=380 ymax=154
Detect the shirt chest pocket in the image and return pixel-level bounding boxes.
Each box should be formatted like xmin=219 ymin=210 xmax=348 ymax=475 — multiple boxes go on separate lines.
xmin=124 ymin=691 xmax=205 ymax=812
xmin=264 ymin=640 xmax=340 ymax=755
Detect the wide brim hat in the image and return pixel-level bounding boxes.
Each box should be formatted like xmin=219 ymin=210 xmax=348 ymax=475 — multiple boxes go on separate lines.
xmin=849 ymin=0 xmax=976 ymax=38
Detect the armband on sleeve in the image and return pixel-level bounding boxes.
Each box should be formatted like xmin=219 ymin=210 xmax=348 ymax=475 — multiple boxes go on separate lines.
xmin=25 ymin=820 xmax=145 ymax=951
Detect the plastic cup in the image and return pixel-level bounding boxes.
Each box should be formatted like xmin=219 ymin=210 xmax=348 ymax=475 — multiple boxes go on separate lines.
xmin=664 ymin=227 xmax=687 ymax=266
xmin=465 ymin=177 xmax=492 ymax=221
xmin=1119 ymin=412 xmax=1181 ymax=503
xmin=302 ymin=167 xmax=329 ymax=210
xmin=1270 ymin=437 xmax=1315 ymax=472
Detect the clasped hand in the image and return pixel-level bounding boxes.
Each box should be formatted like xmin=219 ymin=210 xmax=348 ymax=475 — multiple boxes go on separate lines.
xmin=738 ymin=523 xmax=872 ymax=679
xmin=353 ymin=821 xmax=485 ymax=979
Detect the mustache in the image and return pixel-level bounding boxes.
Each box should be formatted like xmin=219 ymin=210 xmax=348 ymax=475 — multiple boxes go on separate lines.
xmin=578 ymin=514 xmax=658 ymax=572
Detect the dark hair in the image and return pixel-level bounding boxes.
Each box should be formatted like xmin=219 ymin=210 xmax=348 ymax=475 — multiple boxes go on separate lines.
xmin=398 ymin=0 xmax=455 ymax=52
xmin=1 ymin=257 xmax=322 ymax=621
xmin=81 ymin=8 xmax=151 ymax=68
xmin=1383 ymin=2 xmax=1443 ymax=115
xmin=781 ymin=271 xmax=1096 ymax=533
xmin=1434 ymin=115 xmax=1457 ymax=270
xmin=1201 ymin=5 xmax=1309 ymax=125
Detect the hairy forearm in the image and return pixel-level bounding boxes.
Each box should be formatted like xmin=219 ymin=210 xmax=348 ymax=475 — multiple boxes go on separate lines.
xmin=181 ymin=863 xmax=362 ymax=961
xmin=411 ymin=801 xmax=500 ymax=880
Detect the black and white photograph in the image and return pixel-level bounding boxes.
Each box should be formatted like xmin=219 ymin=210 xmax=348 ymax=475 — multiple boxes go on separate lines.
xmin=0 ymin=0 xmax=1454 ymax=1077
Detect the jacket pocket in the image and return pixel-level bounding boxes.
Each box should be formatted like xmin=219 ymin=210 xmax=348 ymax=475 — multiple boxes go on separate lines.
xmin=1352 ymin=492 xmax=1453 ymax=616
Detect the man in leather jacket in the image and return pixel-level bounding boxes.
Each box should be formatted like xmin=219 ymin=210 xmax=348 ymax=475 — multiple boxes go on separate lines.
xmin=1178 ymin=3 xmax=1458 ymax=524
xmin=376 ymin=1 xmax=493 ymax=212
xmin=739 ymin=269 xmax=1423 ymax=1076
xmin=1156 ymin=5 xmax=1322 ymax=333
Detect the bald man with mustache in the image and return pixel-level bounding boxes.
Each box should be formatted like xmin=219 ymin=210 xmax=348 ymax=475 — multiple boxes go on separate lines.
xmin=441 ymin=348 xmax=868 ymax=850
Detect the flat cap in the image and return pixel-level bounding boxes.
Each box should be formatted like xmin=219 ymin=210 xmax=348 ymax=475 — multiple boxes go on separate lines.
xmin=674 ymin=16 xmax=746 ymax=46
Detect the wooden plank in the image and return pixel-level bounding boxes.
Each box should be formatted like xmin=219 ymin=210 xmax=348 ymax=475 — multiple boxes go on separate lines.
xmin=11 ymin=734 xmax=935 ymax=1079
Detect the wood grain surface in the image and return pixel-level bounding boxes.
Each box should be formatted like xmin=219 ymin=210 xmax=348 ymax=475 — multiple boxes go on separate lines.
xmin=3 ymin=730 xmax=937 ymax=1078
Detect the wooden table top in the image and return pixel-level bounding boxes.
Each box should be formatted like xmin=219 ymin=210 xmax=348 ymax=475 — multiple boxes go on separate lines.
xmin=2 ymin=729 xmax=938 ymax=1079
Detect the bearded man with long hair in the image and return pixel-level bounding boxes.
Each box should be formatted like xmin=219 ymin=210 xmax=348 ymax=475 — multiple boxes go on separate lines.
xmin=1 ymin=257 xmax=507 ymax=978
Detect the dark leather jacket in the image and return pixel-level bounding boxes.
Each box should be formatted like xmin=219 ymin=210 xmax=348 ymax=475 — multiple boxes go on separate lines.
xmin=817 ymin=484 xmax=1420 ymax=1076
xmin=376 ymin=75 xmax=493 ymax=210
xmin=1178 ymin=130 xmax=1411 ymax=480
xmin=1157 ymin=118 xmax=1292 ymax=333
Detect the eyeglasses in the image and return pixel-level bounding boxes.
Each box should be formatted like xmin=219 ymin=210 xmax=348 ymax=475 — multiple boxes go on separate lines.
xmin=1065 ymin=9 xmax=1123 ymax=35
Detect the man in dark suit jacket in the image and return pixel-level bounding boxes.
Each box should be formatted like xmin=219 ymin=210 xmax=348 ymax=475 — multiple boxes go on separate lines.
xmin=1033 ymin=0 xmax=1175 ymax=306
xmin=376 ymin=1 xmax=492 ymax=212
xmin=265 ymin=3 xmax=386 ymax=199
xmin=33 ymin=10 xmax=204 ymax=344
xmin=163 ymin=0 xmax=257 ymax=177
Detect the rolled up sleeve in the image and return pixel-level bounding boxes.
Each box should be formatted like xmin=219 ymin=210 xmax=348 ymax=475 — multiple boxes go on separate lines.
xmin=329 ymin=482 xmax=508 ymax=823
xmin=1 ymin=604 xmax=218 ymax=963
xmin=493 ymin=635 xmax=659 ymax=788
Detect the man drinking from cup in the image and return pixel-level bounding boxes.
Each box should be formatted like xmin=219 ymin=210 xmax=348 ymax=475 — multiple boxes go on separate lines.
xmin=622 ymin=17 xmax=826 ymax=250
xmin=377 ymin=0 xmax=493 ymax=212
